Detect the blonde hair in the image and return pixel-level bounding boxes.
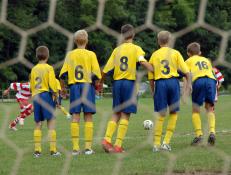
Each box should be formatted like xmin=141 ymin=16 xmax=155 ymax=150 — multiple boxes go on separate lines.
xmin=74 ymin=30 xmax=88 ymax=46
xmin=157 ymin=31 xmax=171 ymax=46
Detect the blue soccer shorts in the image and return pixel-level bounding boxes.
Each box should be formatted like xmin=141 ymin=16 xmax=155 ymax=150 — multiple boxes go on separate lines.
xmin=33 ymin=92 xmax=56 ymax=123
xmin=69 ymin=83 xmax=96 ymax=114
xmin=154 ymin=78 xmax=180 ymax=113
xmin=192 ymin=77 xmax=216 ymax=106
xmin=112 ymin=79 xmax=137 ymax=114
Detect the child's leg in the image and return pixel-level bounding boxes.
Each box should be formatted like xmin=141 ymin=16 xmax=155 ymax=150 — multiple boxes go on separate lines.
xmin=153 ymin=113 xmax=166 ymax=147
xmin=205 ymin=102 xmax=216 ymax=134
xmin=47 ymin=118 xmax=57 ymax=153
xmin=34 ymin=122 xmax=42 ymax=153
xmin=163 ymin=112 xmax=178 ymax=145
xmin=71 ymin=113 xmax=80 ymax=151
xmin=60 ymin=105 xmax=70 ymax=116
xmin=192 ymin=104 xmax=203 ymax=137
xmin=114 ymin=112 xmax=130 ymax=148
xmin=104 ymin=112 xmax=121 ymax=143
xmin=84 ymin=113 xmax=93 ymax=150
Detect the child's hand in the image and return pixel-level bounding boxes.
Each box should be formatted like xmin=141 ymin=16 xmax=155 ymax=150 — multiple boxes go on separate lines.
xmin=3 ymin=88 xmax=10 ymax=96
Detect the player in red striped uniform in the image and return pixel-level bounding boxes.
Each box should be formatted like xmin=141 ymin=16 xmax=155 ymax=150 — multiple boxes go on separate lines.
xmin=3 ymin=82 xmax=33 ymax=131
xmin=213 ymin=67 xmax=224 ymax=102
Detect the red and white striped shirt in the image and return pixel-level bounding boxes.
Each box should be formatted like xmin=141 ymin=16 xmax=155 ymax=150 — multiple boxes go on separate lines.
xmin=10 ymin=82 xmax=31 ymax=100
xmin=213 ymin=67 xmax=224 ymax=83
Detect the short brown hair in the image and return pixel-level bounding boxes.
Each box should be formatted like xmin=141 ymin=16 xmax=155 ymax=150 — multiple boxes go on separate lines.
xmin=36 ymin=46 xmax=49 ymax=60
xmin=157 ymin=31 xmax=171 ymax=46
xmin=187 ymin=42 xmax=201 ymax=55
xmin=74 ymin=30 xmax=88 ymax=46
xmin=121 ymin=24 xmax=135 ymax=40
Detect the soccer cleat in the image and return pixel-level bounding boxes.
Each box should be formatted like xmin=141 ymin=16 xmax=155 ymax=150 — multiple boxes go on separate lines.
xmin=72 ymin=150 xmax=81 ymax=156
xmin=191 ymin=135 xmax=203 ymax=146
xmin=66 ymin=114 xmax=72 ymax=120
xmin=152 ymin=145 xmax=160 ymax=152
xmin=84 ymin=149 xmax=95 ymax=155
xmin=9 ymin=123 xmax=18 ymax=131
xmin=50 ymin=151 xmax=61 ymax=157
xmin=102 ymin=139 xmax=114 ymax=153
xmin=161 ymin=143 xmax=171 ymax=151
xmin=208 ymin=133 xmax=216 ymax=146
xmin=33 ymin=151 xmax=41 ymax=158
xmin=113 ymin=145 xmax=125 ymax=153
xmin=19 ymin=118 xmax=24 ymax=126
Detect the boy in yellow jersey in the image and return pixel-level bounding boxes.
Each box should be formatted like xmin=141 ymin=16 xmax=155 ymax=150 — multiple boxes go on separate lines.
xmin=148 ymin=31 xmax=191 ymax=152
xmin=55 ymin=79 xmax=71 ymax=119
xmin=185 ymin=42 xmax=217 ymax=146
xmin=101 ymin=24 xmax=153 ymax=153
xmin=59 ymin=30 xmax=101 ymax=155
xmin=30 ymin=46 xmax=61 ymax=157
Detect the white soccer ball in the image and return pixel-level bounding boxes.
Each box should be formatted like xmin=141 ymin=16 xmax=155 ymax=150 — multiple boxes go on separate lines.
xmin=143 ymin=120 xmax=153 ymax=130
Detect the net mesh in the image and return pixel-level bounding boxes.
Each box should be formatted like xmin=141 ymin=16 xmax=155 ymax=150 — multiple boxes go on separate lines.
xmin=0 ymin=0 xmax=231 ymax=175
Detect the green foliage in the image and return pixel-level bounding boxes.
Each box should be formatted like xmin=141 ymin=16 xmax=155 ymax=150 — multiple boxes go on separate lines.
xmin=0 ymin=0 xmax=231 ymax=87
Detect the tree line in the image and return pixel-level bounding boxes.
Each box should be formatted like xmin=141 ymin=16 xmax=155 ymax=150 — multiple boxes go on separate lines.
xmin=0 ymin=0 xmax=231 ymax=89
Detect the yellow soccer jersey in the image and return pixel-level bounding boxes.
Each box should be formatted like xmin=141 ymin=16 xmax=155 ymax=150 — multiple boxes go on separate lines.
xmin=56 ymin=79 xmax=61 ymax=91
xmin=30 ymin=63 xmax=57 ymax=96
xmin=59 ymin=49 xmax=101 ymax=84
xmin=185 ymin=55 xmax=216 ymax=82
xmin=103 ymin=42 xmax=146 ymax=80
xmin=148 ymin=47 xmax=189 ymax=80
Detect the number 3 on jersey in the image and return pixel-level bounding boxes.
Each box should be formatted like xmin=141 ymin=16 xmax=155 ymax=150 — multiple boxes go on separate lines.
xmin=161 ymin=60 xmax=170 ymax=75
xmin=75 ymin=65 xmax=84 ymax=80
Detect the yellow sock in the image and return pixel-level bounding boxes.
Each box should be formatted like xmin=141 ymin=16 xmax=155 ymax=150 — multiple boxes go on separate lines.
xmin=71 ymin=122 xmax=80 ymax=151
xmin=192 ymin=113 xmax=203 ymax=137
xmin=60 ymin=106 xmax=69 ymax=116
xmin=104 ymin=120 xmax=117 ymax=143
xmin=34 ymin=129 xmax=42 ymax=152
xmin=85 ymin=122 xmax=93 ymax=150
xmin=154 ymin=116 xmax=165 ymax=146
xmin=49 ymin=130 xmax=57 ymax=152
xmin=163 ymin=113 xmax=178 ymax=144
xmin=207 ymin=112 xmax=215 ymax=134
xmin=115 ymin=119 xmax=129 ymax=147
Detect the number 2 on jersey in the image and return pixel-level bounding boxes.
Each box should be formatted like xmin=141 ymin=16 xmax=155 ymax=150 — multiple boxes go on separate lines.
xmin=161 ymin=60 xmax=170 ymax=75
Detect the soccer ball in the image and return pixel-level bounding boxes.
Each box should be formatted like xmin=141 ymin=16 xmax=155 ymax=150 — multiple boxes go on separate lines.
xmin=143 ymin=120 xmax=153 ymax=130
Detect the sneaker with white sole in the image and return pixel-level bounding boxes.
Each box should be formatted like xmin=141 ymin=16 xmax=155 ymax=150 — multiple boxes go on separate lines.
xmin=9 ymin=125 xmax=18 ymax=131
xmin=50 ymin=151 xmax=61 ymax=157
xmin=72 ymin=150 xmax=81 ymax=156
xmin=66 ymin=114 xmax=72 ymax=120
xmin=161 ymin=143 xmax=172 ymax=151
xmin=84 ymin=149 xmax=95 ymax=155
xmin=33 ymin=151 xmax=41 ymax=158
xmin=152 ymin=145 xmax=160 ymax=152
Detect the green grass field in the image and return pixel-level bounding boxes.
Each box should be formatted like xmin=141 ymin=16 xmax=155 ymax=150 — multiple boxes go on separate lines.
xmin=0 ymin=96 xmax=231 ymax=175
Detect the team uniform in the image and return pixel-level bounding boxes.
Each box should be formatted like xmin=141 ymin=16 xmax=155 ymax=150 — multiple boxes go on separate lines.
xmin=185 ymin=55 xmax=216 ymax=139
xmin=59 ymin=48 xmax=101 ymax=152
xmin=148 ymin=47 xmax=189 ymax=150
xmin=30 ymin=63 xmax=58 ymax=154
xmin=56 ymin=79 xmax=71 ymax=119
xmin=102 ymin=42 xmax=147 ymax=151
xmin=9 ymin=82 xmax=33 ymax=130
xmin=103 ymin=42 xmax=146 ymax=113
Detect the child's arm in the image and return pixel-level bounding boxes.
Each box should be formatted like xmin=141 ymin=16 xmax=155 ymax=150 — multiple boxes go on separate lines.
xmin=149 ymin=79 xmax=154 ymax=96
xmin=3 ymin=87 xmax=10 ymax=96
